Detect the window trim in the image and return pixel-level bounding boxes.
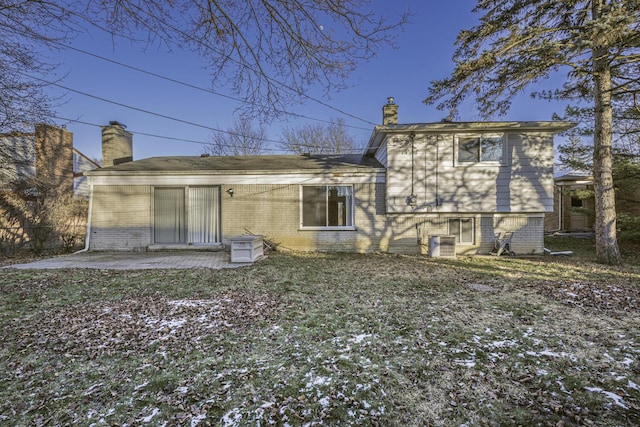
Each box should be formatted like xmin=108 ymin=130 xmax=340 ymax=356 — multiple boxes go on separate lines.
xmin=454 ymin=133 xmax=506 ymax=165
xmin=448 ymin=217 xmax=475 ymax=245
xmin=299 ymin=184 xmax=356 ymax=231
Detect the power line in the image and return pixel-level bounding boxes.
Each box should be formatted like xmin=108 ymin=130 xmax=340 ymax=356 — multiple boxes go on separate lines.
xmin=124 ymin=2 xmax=378 ymax=127
xmin=54 ymin=116 xmax=366 ymax=154
xmin=50 ymin=39 xmax=372 ymax=132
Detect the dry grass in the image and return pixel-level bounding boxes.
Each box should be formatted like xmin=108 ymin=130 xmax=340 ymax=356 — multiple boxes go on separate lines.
xmin=1 ymin=241 xmax=639 ymax=426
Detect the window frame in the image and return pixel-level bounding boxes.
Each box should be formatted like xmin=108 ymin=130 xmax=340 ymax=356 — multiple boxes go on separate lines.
xmin=152 ymin=185 xmax=221 ymax=245
xmin=299 ymin=184 xmax=356 ymax=230
xmin=448 ymin=218 xmax=474 ymax=245
xmin=455 ymin=133 xmax=505 ymax=165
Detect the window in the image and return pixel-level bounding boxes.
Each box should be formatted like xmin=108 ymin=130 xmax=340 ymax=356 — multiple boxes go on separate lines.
xmin=301 ymin=185 xmax=353 ymax=229
xmin=571 ymin=196 xmax=583 ymax=208
xmin=457 ymin=134 xmax=504 ymax=163
xmin=154 ymin=186 xmax=220 ymax=244
xmin=448 ymin=218 xmax=474 ymax=244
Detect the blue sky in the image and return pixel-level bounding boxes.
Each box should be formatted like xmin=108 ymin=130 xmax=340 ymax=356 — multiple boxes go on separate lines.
xmin=45 ymin=0 xmax=568 ymax=162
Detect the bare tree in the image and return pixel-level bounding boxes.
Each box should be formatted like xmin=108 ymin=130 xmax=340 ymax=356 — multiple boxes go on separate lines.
xmin=0 ymin=1 xmax=75 ymax=133
xmin=1 ymin=1 xmax=408 ymax=130
xmin=280 ymin=118 xmax=357 ymax=154
xmin=203 ymin=116 xmax=267 ymax=156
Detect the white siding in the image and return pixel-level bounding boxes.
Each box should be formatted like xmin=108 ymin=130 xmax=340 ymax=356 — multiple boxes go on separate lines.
xmin=385 ymin=132 xmax=554 ymax=214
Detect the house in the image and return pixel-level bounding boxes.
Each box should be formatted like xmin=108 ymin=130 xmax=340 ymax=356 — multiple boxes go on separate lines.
xmin=0 ymin=124 xmax=99 ymax=251
xmin=545 ymin=170 xmax=595 ymax=232
xmin=0 ymin=123 xmax=99 ymax=198
xmin=84 ymin=100 xmax=573 ymax=255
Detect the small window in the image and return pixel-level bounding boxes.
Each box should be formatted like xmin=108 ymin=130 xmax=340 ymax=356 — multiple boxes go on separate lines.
xmin=457 ymin=134 xmax=504 ymax=164
xmin=570 ymin=196 xmax=583 ymax=208
xmin=301 ymin=185 xmax=354 ymax=229
xmin=448 ymin=218 xmax=474 ymax=244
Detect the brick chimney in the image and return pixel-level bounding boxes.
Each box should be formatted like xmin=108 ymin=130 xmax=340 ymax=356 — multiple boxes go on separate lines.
xmin=101 ymin=121 xmax=133 ymax=167
xmin=35 ymin=123 xmax=73 ymax=197
xmin=382 ymin=97 xmax=398 ymax=125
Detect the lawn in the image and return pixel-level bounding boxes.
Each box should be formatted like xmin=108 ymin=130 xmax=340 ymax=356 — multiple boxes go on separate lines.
xmin=1 ymin=238 xmax=639 ymax=426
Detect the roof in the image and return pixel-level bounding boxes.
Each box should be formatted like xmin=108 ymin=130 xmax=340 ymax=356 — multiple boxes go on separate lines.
xmin=554 ymin=169 xmax=593 ymax=182
xmin=365 ymin=121 xmax=577 ymax=156
xmin=85 ymin=153 xmax=384 ymax=176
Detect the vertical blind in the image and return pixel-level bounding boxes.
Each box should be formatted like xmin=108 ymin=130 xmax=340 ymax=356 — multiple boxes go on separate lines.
xmin=154 ymin=186 xmax=220 ymax=244
xmin=154 ymin=187 xmax=186 ymax=243
xmin=188 ymin=186 xmax=219 ymax=243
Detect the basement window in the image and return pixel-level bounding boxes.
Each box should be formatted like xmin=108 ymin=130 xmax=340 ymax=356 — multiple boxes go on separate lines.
xmin=456 ymin=134 xmax=504 ymax=164
xmin=448 ymin=218 xmax=474 ymax=244
xmin=301 ymin=185 xmax=354 ymax=229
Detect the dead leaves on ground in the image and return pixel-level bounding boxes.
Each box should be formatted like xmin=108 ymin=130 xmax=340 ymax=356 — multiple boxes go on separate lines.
xmin=16 ymin=291 xmax=282 ymax=358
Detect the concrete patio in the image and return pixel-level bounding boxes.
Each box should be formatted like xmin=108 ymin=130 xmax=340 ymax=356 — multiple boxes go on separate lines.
xmin=3 ymin=250 xmax=255 ymax=270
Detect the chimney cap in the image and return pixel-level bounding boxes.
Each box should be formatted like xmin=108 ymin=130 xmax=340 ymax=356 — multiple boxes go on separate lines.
xmin=108 ymin=121 xmax=126 ymax=128
xmin=387 ymin=97 xmax=395 ymax=105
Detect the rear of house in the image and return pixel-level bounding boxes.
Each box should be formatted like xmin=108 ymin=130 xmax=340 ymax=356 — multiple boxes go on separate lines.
xmin=85 ymin=102 xmax=573 ymax=255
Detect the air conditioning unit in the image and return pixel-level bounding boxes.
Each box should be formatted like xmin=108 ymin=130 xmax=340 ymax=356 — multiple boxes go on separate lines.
xmin=429 ymin=235 xmax=456 ymax=258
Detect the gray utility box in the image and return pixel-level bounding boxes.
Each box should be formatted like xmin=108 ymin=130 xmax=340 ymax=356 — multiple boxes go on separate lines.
xmin=429 ymin=235 xmax=456 ymax=258
xmin=230 ymin=235 xmax=264 ymax=263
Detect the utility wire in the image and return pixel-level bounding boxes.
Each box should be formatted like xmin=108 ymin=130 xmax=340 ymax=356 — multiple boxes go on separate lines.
xmin=124 ymin=2 xmax=377 ymax=126
xmin=49 ymin=39 xmax=372 ymax=132
xmin=54 ymin=116 xmax=366 ymax=154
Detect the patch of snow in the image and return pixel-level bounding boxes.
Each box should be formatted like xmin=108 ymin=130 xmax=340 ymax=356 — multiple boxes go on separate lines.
xmin=305 ymin=374 xmax=332 ymax=389
xmin=134 ymin=381 xmax=149 ymax=391
xmin=175 ymin=386 xmax=189 ymax=394
xmin=158 ymin=318 xmax=188 ymax=329
xmin=221 ymin=408 xmax=242 ymax=426
xmin=584 ymin=387 xmax=628 ymax=409
xmin=190 ymin=413 xmax=207 ymax=427
xmin=349 ymin=334 xmax=372 ymax=344
xmin=621 ymin=357 xmax=634 ymax=367
xmin=525 ymin=350 xmax=576 ymax=361
xmin=456 ymin=358 xmax=477 ymax=368
xmin=139 ymin=407 xmax=160 ymax=423
xmin=318 ymin=397 xmax=331 ymax=408
xmin=489 ymin=340 xmax=517 ymax=348
xmin=628 ymin=380 xmax=640 ymax=391
xmin=556 ymin=380 xmax=571 ymax=394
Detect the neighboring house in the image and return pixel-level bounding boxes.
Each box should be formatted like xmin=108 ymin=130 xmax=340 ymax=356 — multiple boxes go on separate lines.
xmin=0 ymin=124 xmax=98 ymax=198
xmin=545 ymin=170 xmax=595 ymax=232
xmin=84 ymin=100 xmax=573 ymax=255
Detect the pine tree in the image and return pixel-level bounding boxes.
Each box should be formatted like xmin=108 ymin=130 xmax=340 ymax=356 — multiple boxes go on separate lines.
xmin=425 ymin=0 xmax=640 ymax=265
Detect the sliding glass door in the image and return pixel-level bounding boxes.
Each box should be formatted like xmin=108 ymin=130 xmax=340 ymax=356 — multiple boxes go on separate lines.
xmin=154 ymin=186 xmax=220 ymax=244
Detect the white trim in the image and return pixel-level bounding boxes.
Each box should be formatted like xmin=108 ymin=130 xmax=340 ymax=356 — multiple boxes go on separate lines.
xmin=448 ymin=217 xmax=475 ymax=245
xmin=454 ymin=133 xmax=506 ymax=166
xmin=152 ymin=185 xmax=221 ymax=245
xmin=88 ymin=172 xmax=385 ymax=186
xmin=299 ymin=184 xmax=355 ymax=230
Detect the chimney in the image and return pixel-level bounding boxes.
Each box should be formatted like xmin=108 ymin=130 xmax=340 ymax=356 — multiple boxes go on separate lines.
xmin=35 ymin=123 xmax=74 ymax=197
xmin=101 ymin=121 xmax=133 ymax=167
xmin=382 ymin=97 xmax=398 ymax=125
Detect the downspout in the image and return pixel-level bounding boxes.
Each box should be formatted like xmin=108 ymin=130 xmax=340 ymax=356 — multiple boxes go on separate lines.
xmin=75 ymin=180 xmax=93 ymax=253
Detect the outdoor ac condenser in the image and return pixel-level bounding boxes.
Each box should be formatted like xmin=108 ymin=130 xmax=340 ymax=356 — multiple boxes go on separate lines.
xmin=429 ymin=235 xmax=456 ymax=258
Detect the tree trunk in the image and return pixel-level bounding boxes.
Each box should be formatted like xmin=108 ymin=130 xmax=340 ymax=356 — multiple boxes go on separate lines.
xmin=591 ymin=0 xmax=622 ymax=265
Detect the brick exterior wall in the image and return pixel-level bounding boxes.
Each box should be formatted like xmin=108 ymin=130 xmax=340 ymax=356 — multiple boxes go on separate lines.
xmin=88 ymin=182 xmax=546 ymax=255
xmin=89 ymin=185 xmax=151 ymax=250
xmin=35 ymin=124 xmax=73 ymax=197
xmin=220 ymin=183 xmax=388 ymax=252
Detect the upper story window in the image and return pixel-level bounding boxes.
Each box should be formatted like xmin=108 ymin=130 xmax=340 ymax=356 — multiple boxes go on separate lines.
xmin=456 ymin=134 xmax=504 ymax=164
xmin=301 ymin=185 xmax=354 ymax=229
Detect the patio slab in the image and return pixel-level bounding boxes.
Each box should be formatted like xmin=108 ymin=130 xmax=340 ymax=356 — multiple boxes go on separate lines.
xmin=3 ymin=251 xmax=254 ymax=270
